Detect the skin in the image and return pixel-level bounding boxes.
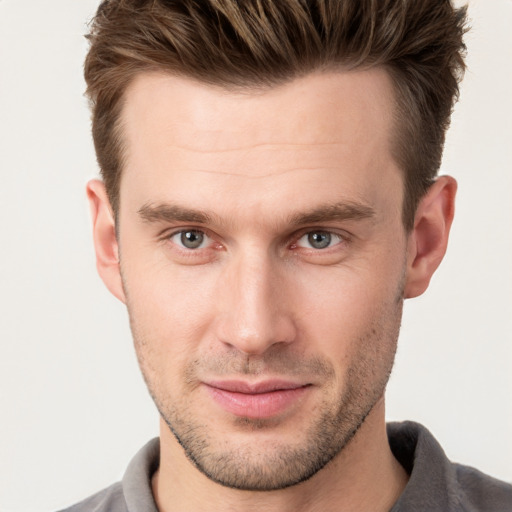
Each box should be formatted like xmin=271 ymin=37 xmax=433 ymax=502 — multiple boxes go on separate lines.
xmin=88 ymin=69 xmax=456 ymax=512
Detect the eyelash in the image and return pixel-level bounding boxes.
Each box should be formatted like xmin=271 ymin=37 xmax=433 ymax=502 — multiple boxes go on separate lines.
xmin=159 ymin=228 xmax=221 ymax=258
xmin=161 ymin=227 xmax=350 ymax=255
xmin=291 ymin=230 xmax=348 ymax=251
xmin=169 ymin=230 xmax=211 ymax=250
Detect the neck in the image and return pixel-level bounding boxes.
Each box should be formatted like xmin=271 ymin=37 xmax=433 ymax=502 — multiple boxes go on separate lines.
xmin=152 ymin=399 xmax=408 ymax=512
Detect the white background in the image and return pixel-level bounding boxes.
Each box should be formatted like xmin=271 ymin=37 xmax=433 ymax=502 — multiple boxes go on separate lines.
xmin=0 ymin=1 xmax=510 ymax=511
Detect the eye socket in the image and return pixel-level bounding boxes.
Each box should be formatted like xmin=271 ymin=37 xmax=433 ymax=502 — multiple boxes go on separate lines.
xmin=170 ymin=229 xmax=210 ymax=249
xmin=296 ymin=231 xmax=343 ymax=250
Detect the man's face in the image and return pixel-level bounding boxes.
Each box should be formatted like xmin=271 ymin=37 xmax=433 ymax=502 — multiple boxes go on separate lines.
xmin=116 ymin=69 xmax=409 ymax=490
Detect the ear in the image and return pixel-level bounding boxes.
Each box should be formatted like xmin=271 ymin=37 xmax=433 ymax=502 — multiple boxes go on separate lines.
xmin=404 ymin=176 xmax=457 ymax=299
xmin=87 ymin=179 xmax=126 ymax=303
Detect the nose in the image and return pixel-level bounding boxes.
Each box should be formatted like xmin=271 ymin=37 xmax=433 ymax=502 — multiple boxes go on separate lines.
xmin=215 ymin=250 xmax=297 ymax=355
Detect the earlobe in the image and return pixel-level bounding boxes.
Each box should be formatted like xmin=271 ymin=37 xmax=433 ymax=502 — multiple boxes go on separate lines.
xmin=87 ymin=179 xmax=126 ymax=303
xmin=404 ymin=176 xmax=457 ymax=299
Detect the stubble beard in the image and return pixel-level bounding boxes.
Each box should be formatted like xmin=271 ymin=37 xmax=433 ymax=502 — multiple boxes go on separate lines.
xmin=161 ymin=361 xmax=393 ymax=491
xmin=128 ymin=294 xmax=403 ymax=492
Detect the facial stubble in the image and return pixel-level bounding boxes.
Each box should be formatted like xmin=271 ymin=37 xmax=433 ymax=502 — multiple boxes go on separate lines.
xmin=125 ymin=278 xmax=404 ymax=492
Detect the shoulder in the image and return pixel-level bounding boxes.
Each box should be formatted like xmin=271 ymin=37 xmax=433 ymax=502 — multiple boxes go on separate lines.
xmin=388 ymin=421 xmax=512 ymax=512
xmin=57 ymin=482 xmax=127 ymax=512
xmin=57 ymin=438 xmax=159 ymax=512
xmin=455 ymin=463 xmax=512 ymax=511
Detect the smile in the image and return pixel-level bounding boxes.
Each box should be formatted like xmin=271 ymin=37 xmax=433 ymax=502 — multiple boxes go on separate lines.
xmin=204 ymin=380 xmax=312 ymax=419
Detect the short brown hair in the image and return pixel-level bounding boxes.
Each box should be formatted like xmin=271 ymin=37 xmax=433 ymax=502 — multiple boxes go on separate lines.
xmin=84 ymin=0 xmax=468 ymax=230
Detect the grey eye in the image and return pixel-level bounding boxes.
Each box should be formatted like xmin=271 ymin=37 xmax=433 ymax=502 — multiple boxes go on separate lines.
xmin=176 ymin=230 xmax=206 ymax=249
xmin=307 ymin=231 xmax=332 ymax=249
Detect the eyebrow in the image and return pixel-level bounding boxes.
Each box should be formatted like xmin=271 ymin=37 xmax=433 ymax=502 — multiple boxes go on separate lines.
xmin=288 ymin=202 xmax=376 ymax=226
xmin=138 ymin=203 xmax=214 ymax=224
xmin=137 ymin=200 xmax=375 ymax=227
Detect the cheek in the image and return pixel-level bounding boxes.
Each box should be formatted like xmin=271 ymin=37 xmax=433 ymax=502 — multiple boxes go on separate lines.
xmin=291 ymin=261 xmax=403 ymax=353
xmin=121 ymin=252 xmax=222 ymax=360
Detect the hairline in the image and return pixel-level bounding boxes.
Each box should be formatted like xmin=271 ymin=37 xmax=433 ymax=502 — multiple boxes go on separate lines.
xmin=108 ymin=63 xmax=419 ymax=232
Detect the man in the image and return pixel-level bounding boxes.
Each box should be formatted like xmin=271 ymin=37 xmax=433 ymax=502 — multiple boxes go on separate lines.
xmin=62 ymin=1 xmax=512 ymax=511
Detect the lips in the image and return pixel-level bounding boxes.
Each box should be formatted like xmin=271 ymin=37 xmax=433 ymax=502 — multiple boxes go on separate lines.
xmin=204 ymin=379 xmax=311 ymax=419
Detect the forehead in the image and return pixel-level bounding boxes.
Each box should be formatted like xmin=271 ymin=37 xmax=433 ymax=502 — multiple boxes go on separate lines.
xmin=119 ymin=69 xmax=401 ymax=221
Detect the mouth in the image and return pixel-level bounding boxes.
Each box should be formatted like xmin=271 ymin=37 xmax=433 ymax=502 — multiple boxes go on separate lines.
xmin=203 ymin=379 xmax=312 ymax=419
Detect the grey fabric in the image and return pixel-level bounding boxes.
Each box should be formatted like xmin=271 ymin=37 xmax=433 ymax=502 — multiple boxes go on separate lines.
xmin=388 ymin=422 xmax=512 ymax=511
xmin=59 ymin=439 xmax=159 ymax=512
xmin=59 ymin=422 xmax=512 ymax=511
